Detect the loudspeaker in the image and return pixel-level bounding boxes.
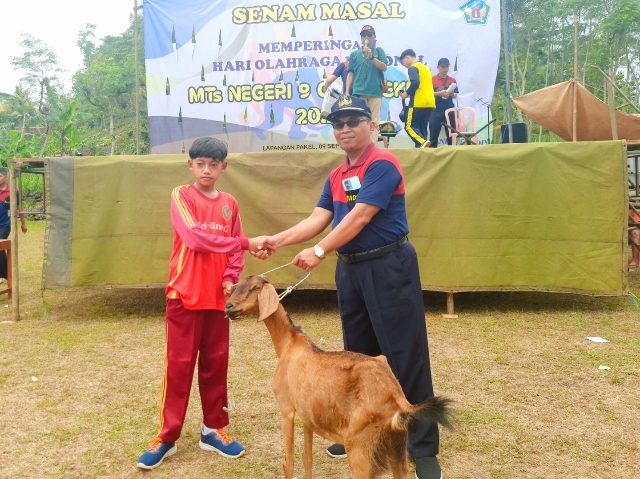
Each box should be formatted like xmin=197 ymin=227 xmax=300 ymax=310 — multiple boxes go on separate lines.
xmin=501 ymin=123 xmax=528 ymax=143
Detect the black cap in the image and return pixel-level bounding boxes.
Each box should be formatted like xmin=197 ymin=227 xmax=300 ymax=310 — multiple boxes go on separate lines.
xmin=326 ymin=95 xmax=372 ymax=122
xmin=360 ymin=25 xmax=375 ymax=35
xmin=437 ymin=58 xmax=450 ymax=67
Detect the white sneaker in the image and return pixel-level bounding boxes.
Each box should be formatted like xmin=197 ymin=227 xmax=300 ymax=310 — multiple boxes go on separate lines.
xmin=421 ymin=140 xmax=431 ymax=148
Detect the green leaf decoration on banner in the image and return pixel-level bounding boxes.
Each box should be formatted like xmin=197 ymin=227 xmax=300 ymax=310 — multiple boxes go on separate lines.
xmin=223 ymin=74 xmax=227 ymax=86
xmin=454 ymin=56 xmax=458 ymax=71
xmin=270 ymin=104 xmax=275 ymax=124
xmin=192 ymin=26 xmax=196 ymax=43
xmin=181 ymin=142 xmax=185 ymax=153
xmin=279 ymin=71 xmax=284 ymax=82
xmin=328 ymin=25 xmax=333 ymax=37
xmin=201 ymin=65 xmax=205 ymax=81
xmin=244 ymin=107 xmax=248 ymax=120
xmin=166 ymin=78 xmax=170 ymax=95
xmin=252 ymin=71 xmax=255 ymax=82
xmin=291 ymin=24 xmax=296 ymax=37
xmin=171 ymin=25 xmax=176 ymax=44
xmin=218 ymin=29 xmax=222 ymax=47
xmin=387 ymin=110 xmax=391 ymax=121
xmin=295 ymin=71 xmax=299 ymax=82
xmin=322 ymin=69 xmax=327 ymax=80
xmin=178 ymin=107 xmax=182 ymax=123
xmin=223 ymin=113 xmax=227 ymax=128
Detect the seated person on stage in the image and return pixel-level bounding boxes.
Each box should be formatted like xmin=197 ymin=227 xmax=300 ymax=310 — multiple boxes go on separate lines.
xmin=429 ymin=58 xmax=459 ymax=147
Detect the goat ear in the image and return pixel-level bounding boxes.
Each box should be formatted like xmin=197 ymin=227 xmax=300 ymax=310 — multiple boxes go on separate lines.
xmin=257 ymin=283 xmax=279 ymax=321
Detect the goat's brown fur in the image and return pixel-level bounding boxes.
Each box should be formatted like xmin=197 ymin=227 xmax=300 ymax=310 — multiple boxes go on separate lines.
xmin=225 ymin=275 xmax=453 ymax=479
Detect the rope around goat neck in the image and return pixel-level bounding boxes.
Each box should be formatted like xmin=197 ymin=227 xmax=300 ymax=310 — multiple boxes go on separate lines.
xmin=224 ymin=262 xmax=310 ymax=413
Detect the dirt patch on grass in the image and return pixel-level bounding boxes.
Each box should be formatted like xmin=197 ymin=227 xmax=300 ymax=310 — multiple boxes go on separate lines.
xmin=1 ymin=223 xmax=639 ymax=478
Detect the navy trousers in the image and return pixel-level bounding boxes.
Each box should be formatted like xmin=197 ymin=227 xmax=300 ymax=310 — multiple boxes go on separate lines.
xmin=335 ymin=241 xmax=439 ymax=458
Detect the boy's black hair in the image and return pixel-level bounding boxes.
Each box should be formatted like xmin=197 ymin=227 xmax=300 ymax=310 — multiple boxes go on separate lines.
xmin=400 ymin=49 xmax=416 ymax=60
xmin=189 ymin=137 xmax=228 ymax=161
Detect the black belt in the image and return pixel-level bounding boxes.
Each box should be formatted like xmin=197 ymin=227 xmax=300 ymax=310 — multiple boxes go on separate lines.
xmin=336 ymin=236 xmax=408 ymax=264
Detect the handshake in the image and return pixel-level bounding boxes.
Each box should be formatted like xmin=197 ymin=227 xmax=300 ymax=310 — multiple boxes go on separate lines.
xmin=247 ymin=235 xmax=327 ymax=273
xmin=247 ymin=236 xmax=277 ymax=260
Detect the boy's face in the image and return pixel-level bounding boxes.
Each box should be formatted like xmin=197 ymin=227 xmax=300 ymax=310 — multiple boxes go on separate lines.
xmin=188 ymin=157 xmax=227 ymax=190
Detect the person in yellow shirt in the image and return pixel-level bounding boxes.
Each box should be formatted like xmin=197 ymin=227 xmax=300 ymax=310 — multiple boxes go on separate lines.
xmin=400 ymin=49 xmax=435 ymax=148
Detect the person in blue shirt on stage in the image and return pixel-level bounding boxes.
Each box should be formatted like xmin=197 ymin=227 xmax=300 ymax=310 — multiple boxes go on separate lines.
xmin=257 ymin=95 xmax=445 ymax=479
xmin=323 ymin=60 xmax=352 ymax=95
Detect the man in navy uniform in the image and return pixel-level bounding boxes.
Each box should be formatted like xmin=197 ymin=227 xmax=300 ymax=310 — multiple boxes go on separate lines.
xmin=260 ymin=95 xmax=444 ymax=479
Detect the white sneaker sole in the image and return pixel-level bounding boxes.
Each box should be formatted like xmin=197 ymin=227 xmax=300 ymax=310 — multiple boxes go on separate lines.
xmin=199 ymin=441 xmax=246 ymax=458
xmin=415 ymin=473 xmax=443 ymax=479
xmin=136 ymin=444 xmax=177 ymax=470
xmin=326 ymin=450 xmax=347 ymax=459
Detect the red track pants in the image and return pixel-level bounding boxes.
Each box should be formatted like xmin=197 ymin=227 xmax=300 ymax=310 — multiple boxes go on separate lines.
xmin=157 ymin=300 xmax=230 ymax=443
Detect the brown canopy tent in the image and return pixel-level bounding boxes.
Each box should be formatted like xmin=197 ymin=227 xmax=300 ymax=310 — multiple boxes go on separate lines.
xmin=513 ymin=80 xmax=640 ymax=149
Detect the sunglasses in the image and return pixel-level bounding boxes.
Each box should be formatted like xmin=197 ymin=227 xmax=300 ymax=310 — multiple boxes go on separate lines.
xmin=331 ymin=118 xmax=370 ymax=130
xmin=361 ymin=32 xmax=374 ymax=37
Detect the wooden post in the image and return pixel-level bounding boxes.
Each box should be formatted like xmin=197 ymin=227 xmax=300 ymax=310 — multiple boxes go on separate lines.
xmin=442 ymin=291 xmax=458 ymax=319
xmin=572 ymin=15 xmax=579 ymax=142
xmin=607 ymin=77 xmax=618 ymax=140
xmin=501 ymin=0 xmax=513 ymax=143
xmin=134 ymin=0 xmax=141 ymax=155
xmin=8 ymin=162 xmax=20 ymax=322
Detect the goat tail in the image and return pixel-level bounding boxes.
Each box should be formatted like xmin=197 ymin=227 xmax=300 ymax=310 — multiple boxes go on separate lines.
xmin=391 ymin=396 xmax=455 ymax=432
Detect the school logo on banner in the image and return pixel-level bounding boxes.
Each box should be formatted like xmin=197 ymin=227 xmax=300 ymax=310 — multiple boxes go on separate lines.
xmin=460 ymin=0 xmax=490 ymax=25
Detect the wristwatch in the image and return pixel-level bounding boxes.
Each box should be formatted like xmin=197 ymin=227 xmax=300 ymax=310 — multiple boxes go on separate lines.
xmin=313 ymin=244 xmax=326 ymax=260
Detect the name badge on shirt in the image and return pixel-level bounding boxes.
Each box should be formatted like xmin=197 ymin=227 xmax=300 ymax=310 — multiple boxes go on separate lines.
xmin=342 ymin=176 xmax=361 ymax=192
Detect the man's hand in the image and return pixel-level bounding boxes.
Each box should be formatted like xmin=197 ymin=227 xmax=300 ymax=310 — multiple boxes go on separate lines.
xmin=400 ymin=91 xmax=408 ymax=100
xmin=222 ymin=281 xmax=235 ymax=298
xmin=21 ymin=223 xmax=27 ymax=234
xmin=249 ymin=236 xmax=277 ymax=260
xmin=363 ymin=45 xmax=373 ymax=59
xmin=292 ymin=247 xmax=322 ymax=272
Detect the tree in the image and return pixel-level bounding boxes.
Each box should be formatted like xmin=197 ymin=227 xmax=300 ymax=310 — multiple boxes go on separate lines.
xmin=10 ymin=34 xmax=62 ymax=115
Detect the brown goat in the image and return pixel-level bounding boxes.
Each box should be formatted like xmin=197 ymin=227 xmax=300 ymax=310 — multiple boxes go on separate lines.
xmin=225 ymin=275 xmax=453 ymax=479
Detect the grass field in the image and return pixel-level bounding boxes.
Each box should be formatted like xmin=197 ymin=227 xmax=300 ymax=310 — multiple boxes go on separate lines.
xmin=1 ymin=221 xmax=639 ymax=478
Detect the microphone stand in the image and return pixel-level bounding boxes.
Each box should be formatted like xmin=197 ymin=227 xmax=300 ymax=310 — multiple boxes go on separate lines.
xmin=477 ymin=98 xmax=492 ymax=144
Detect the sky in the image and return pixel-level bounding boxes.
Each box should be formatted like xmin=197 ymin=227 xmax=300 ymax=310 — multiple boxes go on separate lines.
xmin=1 ymin=0 xmax=136 ymax=95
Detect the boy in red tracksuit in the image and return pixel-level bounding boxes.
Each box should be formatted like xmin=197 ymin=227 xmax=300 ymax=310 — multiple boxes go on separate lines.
xmin=137 ymin=137 xmax=269 ymax=469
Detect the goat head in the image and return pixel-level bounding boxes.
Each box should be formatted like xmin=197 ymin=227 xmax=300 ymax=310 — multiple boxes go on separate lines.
xmin=225 ymin=275 xmax=279 ymax=321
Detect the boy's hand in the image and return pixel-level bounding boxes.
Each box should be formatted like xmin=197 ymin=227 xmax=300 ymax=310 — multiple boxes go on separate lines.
xmin=222 ymin=281 xmax=235 ymax=298
xmin=248 ymin=236 xmax=276 ymax=259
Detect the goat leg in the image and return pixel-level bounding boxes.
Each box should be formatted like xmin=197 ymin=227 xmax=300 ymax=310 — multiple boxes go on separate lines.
xmin=302 ymin=423 xmax=313 ymax=478
xmin=346 ymin=444 xmax=374 ymax=479
xmin=281 ymin=410 xmax=296 ymax=479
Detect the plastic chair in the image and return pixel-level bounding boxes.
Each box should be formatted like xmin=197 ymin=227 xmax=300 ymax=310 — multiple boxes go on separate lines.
xmin=444 ymin=107 xmax=478 ymax=145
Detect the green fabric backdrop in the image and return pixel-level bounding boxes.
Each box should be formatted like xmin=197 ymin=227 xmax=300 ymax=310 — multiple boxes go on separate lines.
xmin=43 ymin=141 xmax=628 ymax=295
